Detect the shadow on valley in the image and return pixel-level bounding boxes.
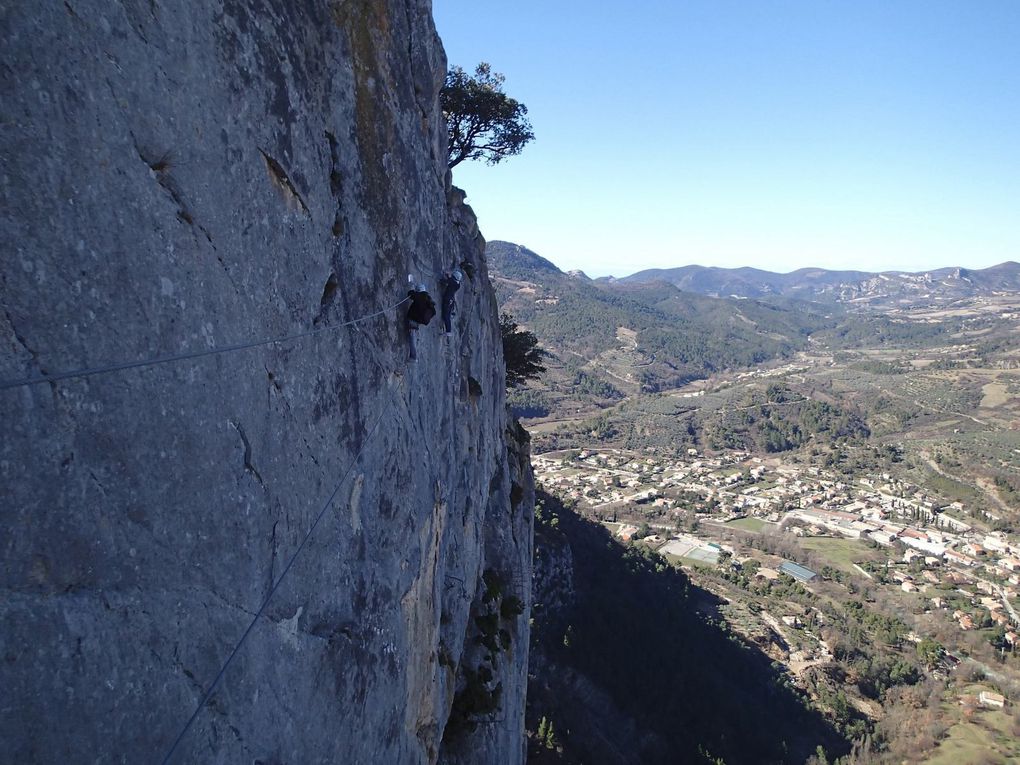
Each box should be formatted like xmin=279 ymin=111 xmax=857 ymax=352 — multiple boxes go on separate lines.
xmin=527 ymin=490 xmax=848 ymax=765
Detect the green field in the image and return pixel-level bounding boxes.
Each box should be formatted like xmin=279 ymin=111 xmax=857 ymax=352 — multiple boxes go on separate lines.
xmin=925 ymin=472 xmax=984 ymax=505
xmin=725 ymin=517 xmax=771 ymax=533
xmin=798 ymin=536 xmax=878 ymax=574
xmin=925 ymin=708 xmax=1019 ymax=765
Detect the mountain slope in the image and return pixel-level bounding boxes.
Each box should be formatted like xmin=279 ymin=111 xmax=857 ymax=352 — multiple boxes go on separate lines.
xmin=488 ymin=241 xmax=834 ymax=392
xmin=616 ymin=261 xmax=1020 ymax=305
xmin=614 ymin=264 xmax=873 ymax=299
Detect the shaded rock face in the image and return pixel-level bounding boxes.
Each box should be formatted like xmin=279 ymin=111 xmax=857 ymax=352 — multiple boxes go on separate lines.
xmin=0 ymin=2 xmax=531 ymax=763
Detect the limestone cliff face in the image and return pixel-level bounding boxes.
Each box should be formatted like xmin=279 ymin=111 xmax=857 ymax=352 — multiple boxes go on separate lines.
xmin=0 ymin=2 xmax=532 ymax=762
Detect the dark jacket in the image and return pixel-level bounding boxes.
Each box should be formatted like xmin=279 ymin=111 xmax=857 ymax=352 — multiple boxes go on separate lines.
xmin=441 ymin=276 xmax=461 ymax=308
xmin=407 ymin=290 xmax=436 ymax=325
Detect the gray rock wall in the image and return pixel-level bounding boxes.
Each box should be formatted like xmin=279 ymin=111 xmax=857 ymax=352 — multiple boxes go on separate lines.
xmin=0 ymin=1 xmax=531 ymax=762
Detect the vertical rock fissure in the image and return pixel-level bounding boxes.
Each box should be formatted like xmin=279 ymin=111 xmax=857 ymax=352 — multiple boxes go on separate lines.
xmin=4 ymin=308 xmax=39 ymax=362
xmin=230 ymin=420 xmax=265 ymax=487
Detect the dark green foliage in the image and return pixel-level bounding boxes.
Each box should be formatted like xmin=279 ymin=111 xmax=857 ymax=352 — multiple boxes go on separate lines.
xmin=816 ymin=315 xmax=952 ymax=347
xmin=447 ymin=668 xmax=503 ymax=735
xmin=850 ymin=359 xmax=910 ymax=375
xmin=529 ymin=287 xmax=808 ymax=386
xmin=823 ymin=599 xmax=912 ymax=659
xmin=482 ymin=569 xmax=504 ymax=602
xmin=500 ymin=595 xmax=525 ymax=620
xmin=475 ymin=612 xmax=501 ymax=652
xmin=820 ymin=444 xmax=904 ymax=478
xmin=441 ymin=63 xmax=534 ymax=168
xmin=507 ymin=388 xmax=551 ymax=418
xmin=704 ymin=385 xmax=870 ymax=454
xmin=447 ymin=568 xmax=526 ymax=740
xmin=852 ymin=655 xmax=921 ymax=700
xmin=501 ymin=313 xmax=547 ymax=388
xmin=570 ymin=369 xmax=623 ymax=399
xmin=547 ymin=380 xmax=874 ymax=457
xmin=915 ymin=638 xmax=944 ymax=670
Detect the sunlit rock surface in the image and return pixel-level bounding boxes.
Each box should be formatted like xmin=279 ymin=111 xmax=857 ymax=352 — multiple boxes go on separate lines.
xmin=0 ymin=2 xmax=532 ymax=762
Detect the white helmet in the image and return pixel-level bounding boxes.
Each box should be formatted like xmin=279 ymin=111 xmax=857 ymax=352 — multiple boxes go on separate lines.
xmin=417 ymin=282 xmax=427 ymax=292
xmin=451 ymin=268 xmax=463 ymax=283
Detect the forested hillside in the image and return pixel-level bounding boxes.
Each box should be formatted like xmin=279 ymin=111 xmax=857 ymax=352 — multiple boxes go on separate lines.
xmin=615 ymin=261 xmax=1020 ymax=306
xmin=488 ymin=241 xmax=833 ymax=393
xmin=488 ymin=241 xmax=1000 ymax=403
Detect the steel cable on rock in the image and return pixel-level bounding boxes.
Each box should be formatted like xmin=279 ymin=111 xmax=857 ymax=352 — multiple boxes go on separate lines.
xmin=159 ymin=398 xmax=393 ymax=765
xmin=0 ymin=297 xmax=409 ymax=391
xmin=0 ymin=288 xmax=411 ymax=760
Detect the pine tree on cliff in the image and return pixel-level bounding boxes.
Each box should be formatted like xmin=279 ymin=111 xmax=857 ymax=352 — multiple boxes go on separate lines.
xmin=500 ymin=313 xmax=546 ymax=388
xmin=441 ymin=63 xmax=534 ymax=168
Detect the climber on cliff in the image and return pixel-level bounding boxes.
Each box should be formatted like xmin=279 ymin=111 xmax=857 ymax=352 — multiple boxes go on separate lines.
xmin=406 ymin=282 xmax=436 ymax=360
xmin=440 ymin=267 xmax=463 ymax=335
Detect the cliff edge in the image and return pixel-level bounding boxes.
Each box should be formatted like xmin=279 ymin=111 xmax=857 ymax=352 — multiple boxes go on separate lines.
xmin=0 ymin=2 xmax=532 ymax=762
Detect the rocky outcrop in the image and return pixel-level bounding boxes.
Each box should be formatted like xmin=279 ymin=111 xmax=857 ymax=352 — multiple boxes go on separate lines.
xmin=0 ymin=2 xmax=531 ymax=763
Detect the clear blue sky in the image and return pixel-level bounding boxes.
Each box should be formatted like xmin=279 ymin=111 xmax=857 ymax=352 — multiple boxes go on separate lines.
xmin=433 ymin=1 xmax=1020 ymax=278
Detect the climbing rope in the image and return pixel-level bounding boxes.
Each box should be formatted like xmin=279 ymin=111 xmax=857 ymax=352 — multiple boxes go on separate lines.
xmin=159 ymin=398 xmax=391 ymax=765
xmin=0 ymin=297 xmax=409 ymax=392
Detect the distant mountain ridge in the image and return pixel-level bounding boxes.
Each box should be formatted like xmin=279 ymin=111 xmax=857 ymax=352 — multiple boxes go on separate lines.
xmin=489 ymin=241 xmax=562 ymax=279
xmin=486 ymin=240 xmax=1005 ymax=395
xmin=486 ymin=240 xmax=839 ymax=392
xmin=609 ymin=259 xmax=1020 ymax=305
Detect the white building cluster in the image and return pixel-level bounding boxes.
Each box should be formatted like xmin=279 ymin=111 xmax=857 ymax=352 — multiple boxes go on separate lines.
xmin=533 ymin=446 xmax=1020 ymax=632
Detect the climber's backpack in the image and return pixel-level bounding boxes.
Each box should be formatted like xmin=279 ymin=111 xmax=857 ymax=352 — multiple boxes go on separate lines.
xmin=409 ymin=290 xmax=436 ymax=325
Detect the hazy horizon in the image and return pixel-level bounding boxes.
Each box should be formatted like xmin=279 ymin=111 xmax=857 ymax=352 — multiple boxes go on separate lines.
xmin=435 ymin=1 xmax=1020 ymax=278
xmin=488 ymin=238 xmax=1020 ymax=281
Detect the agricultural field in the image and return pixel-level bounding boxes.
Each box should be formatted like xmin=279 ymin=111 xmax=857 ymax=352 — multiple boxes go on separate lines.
xmin=725 ymin=516 xmax=771 ymax=533
xmin=925 ymin=687 xmax=1020 ymax=765
xmin=798 ymin=536 xmax=879 ymax=574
